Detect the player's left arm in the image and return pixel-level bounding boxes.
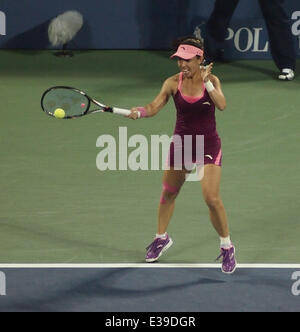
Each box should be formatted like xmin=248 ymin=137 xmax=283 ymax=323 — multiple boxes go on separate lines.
xmin=200 ymin=63 xmax=226 ymax=111
xmin=208 ymin=75 xmax=226 ymax=111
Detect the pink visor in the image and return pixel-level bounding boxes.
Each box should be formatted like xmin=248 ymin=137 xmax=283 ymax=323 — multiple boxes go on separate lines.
xmin=171 ymin=44 xmax=204 ymax=60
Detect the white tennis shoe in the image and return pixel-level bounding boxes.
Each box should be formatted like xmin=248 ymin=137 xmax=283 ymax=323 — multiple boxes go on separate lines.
xmin=278 ymin=68 xmax=295 ymax=81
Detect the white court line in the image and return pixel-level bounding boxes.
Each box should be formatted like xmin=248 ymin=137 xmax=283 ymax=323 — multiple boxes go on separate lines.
xmin=0 ymin=263 xmax=299 ymax=269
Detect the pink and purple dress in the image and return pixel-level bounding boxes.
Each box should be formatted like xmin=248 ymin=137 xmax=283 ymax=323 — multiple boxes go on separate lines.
xmin=168 ymin=72 xmax=222 ymax=169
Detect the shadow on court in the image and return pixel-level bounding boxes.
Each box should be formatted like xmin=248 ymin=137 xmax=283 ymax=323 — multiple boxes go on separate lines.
xmin=225 ymin=60 xmax=278 ymax=79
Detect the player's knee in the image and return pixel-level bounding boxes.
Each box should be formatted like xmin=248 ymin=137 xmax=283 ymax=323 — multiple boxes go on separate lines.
xmin=160 ymin=183 xmax=180 ymax=205
xmin=204 ymin=194 xmax=222 ymax=209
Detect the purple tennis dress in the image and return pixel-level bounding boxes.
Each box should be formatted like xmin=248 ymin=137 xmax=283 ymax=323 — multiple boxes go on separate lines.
xmin=168 ymin=72 xmax=222 ymax=169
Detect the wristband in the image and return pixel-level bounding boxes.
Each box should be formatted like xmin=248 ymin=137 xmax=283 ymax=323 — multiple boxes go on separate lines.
xmin=204 ymin=80 xmax=215 ymax=93
xmin=137 ymin=107 xmax=148 ymax=118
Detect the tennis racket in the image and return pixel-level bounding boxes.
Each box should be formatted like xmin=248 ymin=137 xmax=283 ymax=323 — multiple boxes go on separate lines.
xmin=41 ymin=86 xmax=135 ymax=119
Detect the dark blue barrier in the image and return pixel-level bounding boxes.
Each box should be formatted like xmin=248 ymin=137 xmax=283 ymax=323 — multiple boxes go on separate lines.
xmin=0 ymin=0 xmax=299 ymax=59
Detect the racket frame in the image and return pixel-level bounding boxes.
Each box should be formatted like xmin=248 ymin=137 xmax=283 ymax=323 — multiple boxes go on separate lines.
xmin=41 ymin=86 xmax=131 ymax=119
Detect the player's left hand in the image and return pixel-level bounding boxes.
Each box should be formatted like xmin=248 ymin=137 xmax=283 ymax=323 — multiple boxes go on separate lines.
xmin=200 ymin=62 xmax=214 ymax=82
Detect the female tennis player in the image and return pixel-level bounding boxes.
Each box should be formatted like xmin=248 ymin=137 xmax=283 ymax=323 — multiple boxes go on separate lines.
xmin=128 ymin=36 xmax=236 ymax=274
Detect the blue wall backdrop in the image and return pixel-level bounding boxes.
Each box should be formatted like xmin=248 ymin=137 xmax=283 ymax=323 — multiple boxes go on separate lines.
xmin=0 ymin=0 xmax=299 ymax=59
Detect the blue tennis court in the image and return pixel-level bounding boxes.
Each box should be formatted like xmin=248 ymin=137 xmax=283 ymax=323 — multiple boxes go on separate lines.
xmin=0 ymin=264 xmax=299 ymax=312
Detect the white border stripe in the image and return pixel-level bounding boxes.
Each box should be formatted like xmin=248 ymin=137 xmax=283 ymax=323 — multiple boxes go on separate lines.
xmin=0 ymin=263 xmax=299 ymax=269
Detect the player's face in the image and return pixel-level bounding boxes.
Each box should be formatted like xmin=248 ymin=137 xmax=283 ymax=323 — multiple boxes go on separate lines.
xmin=177 ymin=57 xmax=201 ymax=78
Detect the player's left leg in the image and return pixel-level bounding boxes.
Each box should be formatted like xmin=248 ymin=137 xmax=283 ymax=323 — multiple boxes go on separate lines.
xmin=201 ymin=164 xmax=229 ymax=237
xmin=201 ymin=164 xmax=236 ymax=273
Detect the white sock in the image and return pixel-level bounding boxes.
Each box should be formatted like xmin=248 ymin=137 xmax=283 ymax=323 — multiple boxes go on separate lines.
xmin=156 ymin=233 xmax=167 ymax=239
xmin=220 ymin=236 xmax=232 ymax=249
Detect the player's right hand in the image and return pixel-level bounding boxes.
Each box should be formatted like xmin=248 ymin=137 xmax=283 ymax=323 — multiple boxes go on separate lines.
xmin=127 ymin=108 xmax=140 ymax=120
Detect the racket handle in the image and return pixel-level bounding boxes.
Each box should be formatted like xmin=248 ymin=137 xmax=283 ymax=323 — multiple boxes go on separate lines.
xmin=112 ymin=107 xmax=140 ymax=118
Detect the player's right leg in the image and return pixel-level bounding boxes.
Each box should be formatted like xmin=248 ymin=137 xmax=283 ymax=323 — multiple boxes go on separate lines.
xmin=145 ymin=167 xmax=187 ymax=262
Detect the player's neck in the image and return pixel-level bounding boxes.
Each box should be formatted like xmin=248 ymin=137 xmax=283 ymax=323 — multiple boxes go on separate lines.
xmin=184 ymin=71 xmax=203 ymax=84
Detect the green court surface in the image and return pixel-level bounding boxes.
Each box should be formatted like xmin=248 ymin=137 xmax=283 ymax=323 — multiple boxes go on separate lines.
xmin=0 ymin=50 xmax=299 ymax=264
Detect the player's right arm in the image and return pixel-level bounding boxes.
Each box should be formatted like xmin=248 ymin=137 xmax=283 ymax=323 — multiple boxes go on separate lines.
xmin=129 ymin=76 xmax=177 ymax=119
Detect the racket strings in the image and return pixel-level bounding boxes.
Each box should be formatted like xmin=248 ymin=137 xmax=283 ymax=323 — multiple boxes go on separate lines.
xmin=42 ymin=88 xmax=89 ymax=117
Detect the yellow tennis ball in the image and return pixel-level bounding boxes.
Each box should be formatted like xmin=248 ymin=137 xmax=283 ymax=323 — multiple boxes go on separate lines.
xmin=54 ymin=108 xmax=65 ymax=119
